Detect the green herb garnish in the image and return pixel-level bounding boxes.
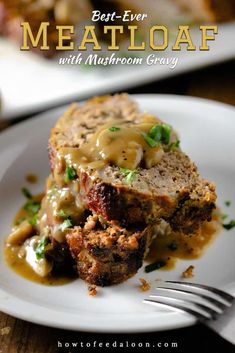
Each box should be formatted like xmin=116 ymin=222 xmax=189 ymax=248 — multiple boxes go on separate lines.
xmin=149 ymin=124 xmax=162 ymax=140
xmin=141 ymin=123 xmax=172 ymax=148
xmin=161 ymin=124 xmax=172 ymax=145
xmin=59 ymin=218 xmax=73 ymax=232
xmin=24 ymin=200 xmax=41 ymax=214
xmin=120 ymin=167 xmax=137 ymax=183
xmin=35 ymin=237 xmax=49 ymax=260
xmin=109 ymin=126 xmax=121 ymax=132
xmin=57 ymin=209 xmax=67 ymax=218
xmin=167 ymin=242 xmax=178 ymax=251
xmin=223 ymin=220 xmax=235 ymax=230
xmin=22 ymin=187 xmax=32 ymax=199
xmin=145 ymin=260 xmax=166 ymax=273
xmin=225 ymin=200 xmax=231 ymax=207
xmin=141 ymin=132 xmax=158 ymax=148
xmin=64 ymin=166 xmax=77 ymax=183
xmin=169 ymin=140 xmax=180 ymax=151
xmin=28 ymin=213 xmax=38 ymax=226
xmin=20 ymin=187 xmax=40 ymax=226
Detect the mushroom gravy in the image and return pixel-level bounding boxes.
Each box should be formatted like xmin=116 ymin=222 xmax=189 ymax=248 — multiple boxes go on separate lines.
xmin=4 ymin=244 xmax=75 ymax=285
xmin=4 ymin=189 xmax=77 ymax=285
xmin=54 ymin=115 xmax=178 ymax=179
xmin=146 ymin=210 xmax=222 ymax=270
xmin=4 ymin=184 xmax=221 ymax=284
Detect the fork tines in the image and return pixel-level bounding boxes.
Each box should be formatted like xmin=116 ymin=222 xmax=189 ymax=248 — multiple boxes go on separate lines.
xmin=143 ymin=281 xmax=234 ymax=321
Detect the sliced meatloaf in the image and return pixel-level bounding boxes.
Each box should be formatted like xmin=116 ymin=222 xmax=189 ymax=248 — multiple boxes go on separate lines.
xmin=79 ymin=151 xmax=216 ymax=234
xmin=66 ymin=214 xmax=154 ymax=286
xmin=37 ymin=174 xmax=155 ymax=285
xmin=49 ymin=94 xmax=216 ymax=234
xmin=49 ymin=94 xmax=140 ymax=171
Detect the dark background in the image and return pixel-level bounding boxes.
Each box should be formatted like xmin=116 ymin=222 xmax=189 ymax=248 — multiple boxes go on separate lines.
xmin=0 ymin=59 xmax=235 ymax=353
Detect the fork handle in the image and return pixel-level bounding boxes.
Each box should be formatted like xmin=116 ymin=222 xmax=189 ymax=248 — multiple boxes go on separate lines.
xmin=205 ymin=303 xmax=235 ymax=345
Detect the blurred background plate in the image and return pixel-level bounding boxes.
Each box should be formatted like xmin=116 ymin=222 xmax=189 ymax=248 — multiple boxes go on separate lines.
xmin=0 ymin=21 xmax=235 ymax=120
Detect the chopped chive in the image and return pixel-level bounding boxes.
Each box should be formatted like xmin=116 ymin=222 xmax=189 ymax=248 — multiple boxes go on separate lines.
xmin=145 ymin=260 xmax=166 ymax=273
xmin=120 ymin=167 xmax=137 ymax=183
xmin=224 ymin=200 xmax=231 ymax=207
xmin=223 ymin=220 xmax=235 ymax=230
xmin=169 ymin=140 xmax=180 ymax=150
xmin=21 ymin=187 xmax=32 ymax=199
xmin=28 ymin=213 xmax=38 ymax=226
xmin=141 ymin=132 xmax=158 ymax=148
xmin=142 ymin=123 xmax=172 ymax=148
xmin=149 ymin=124 xmax=162 ymax=141
xmin=161 ymin=124 xmax=172 ymax=145
xmin=125 ymin=171 xmax=136 ymax=183
xmin=59 ymin=218 xmax=73 ymax=232
xmin=35 ymin=236 xmax=49 ymax=260
xmin=64 ymin=166 xmax=77 ymax=183
xmin=57 ymin=209 xmax=67 ymax=218
xmin=109 ymin=126 xmax=121 ymax=132
xmin=23 ymin=200 xmax=40 ymax=214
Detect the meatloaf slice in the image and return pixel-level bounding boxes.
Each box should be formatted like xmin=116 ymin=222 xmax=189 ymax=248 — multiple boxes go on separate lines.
xmin=66 ymin=215 xmax=154 ymax=286
xmin=79 ymin=151 xmax=216 ymax=234
xmin=49 ymin=94 xmax=140 ymax=171
xmin=49 ymin=94 xmax=216 ymax=233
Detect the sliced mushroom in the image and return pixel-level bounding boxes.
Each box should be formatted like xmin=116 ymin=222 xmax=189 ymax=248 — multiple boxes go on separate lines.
xmin=6 ymin=220 xmax=34 ymax=246
xmin=24 ymin=236 xmax=53 ymax=277
xmin=145 ymin=146 xmax=164 ymax=169
xmin=118 ymin=141 xmax=143 ymax=170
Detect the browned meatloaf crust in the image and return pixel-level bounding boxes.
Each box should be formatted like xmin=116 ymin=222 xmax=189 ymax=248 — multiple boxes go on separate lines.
xmin=49 ymin=94 xmax=216 ymax=234
xmin=66 ymin=215 xmax=154 ymax=286
xmin=38 ymin=175 xmax=155 ymax=286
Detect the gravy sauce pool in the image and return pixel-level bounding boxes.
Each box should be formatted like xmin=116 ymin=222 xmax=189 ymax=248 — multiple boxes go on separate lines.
xmin=4 ymin=193 xmax=222 ymax=283
xmin=146 ymin=212 xmax=222 ymax=270
xmin=4 ymin=245 xmax=74 ymax=285
xmin=4 ymin=193 xmax=76 ymax=286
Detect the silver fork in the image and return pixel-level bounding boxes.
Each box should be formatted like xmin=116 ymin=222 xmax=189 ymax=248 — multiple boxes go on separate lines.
xmin=143 ymin=281 xmax=235 ymax=345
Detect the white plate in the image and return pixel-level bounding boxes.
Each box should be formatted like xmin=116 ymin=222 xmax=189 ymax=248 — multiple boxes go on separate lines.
xmin=1 ymin=22 xmax=235 ymax=119
xmin=0 ymin=95 xmax=235 ymax=333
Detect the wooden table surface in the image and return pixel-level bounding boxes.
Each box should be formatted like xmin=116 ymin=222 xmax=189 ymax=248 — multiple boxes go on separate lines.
xmin=0 ymin=59 xmax=235 ymax=353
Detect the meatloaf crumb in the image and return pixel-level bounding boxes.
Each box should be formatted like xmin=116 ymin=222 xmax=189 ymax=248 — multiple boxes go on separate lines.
xmin=88 ymin=284 xmax=97 ymax=296
xmin=139 ymin=278 xmax=151 ymax=292
xmin=182 ymin=265 xmax=195 ymax=278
